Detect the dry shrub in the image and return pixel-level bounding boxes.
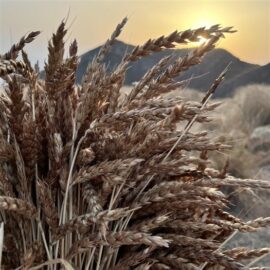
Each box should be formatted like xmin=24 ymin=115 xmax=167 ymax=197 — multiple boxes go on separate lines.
xmin=0 ymin=19 xmax=270 ymax=269
xmin=201 ymin=85 xmax=270 ymax=222
xmin=204 ymin=84 xmax=270 ymax=178
xmin=232 ymin=84 xmax=270 ymax=134
xmin=165 ymin=87 xmax=205 ymax=102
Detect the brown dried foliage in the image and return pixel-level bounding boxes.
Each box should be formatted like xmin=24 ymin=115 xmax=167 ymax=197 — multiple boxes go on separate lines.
xmin=0 ymin=19 xmax=269 ymax=270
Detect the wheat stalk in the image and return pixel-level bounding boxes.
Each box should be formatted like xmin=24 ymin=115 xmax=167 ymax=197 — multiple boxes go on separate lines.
xmin=0 ymin=18 xmax=270 ymax=270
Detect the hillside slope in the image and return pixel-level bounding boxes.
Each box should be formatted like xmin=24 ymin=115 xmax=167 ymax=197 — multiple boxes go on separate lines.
xmin=217 ymin=63 xmax=270 ymax=97
xmin=76 ymin=40 xmax=260 ymax=97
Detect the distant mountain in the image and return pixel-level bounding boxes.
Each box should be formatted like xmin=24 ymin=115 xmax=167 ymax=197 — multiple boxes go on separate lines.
xmin=77 ymin=40 xmax=171 ymax=84
xmin=63 ymin=40 xmax=269 ymax=98
xmin=217 ymin=63 xmax=270 ymax=97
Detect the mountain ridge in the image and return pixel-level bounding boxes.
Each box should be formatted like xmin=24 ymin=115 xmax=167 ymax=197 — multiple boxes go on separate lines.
xmin=44 ymin=40 xmax=269 ymax=98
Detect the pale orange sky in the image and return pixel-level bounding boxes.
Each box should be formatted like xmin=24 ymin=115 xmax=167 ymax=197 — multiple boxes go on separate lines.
xmin=0 ymin=0 xmax=269 ymax=65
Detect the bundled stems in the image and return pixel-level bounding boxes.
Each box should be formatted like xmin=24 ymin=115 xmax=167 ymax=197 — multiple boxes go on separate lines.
xmin=0 ymin=18 xmax=270 ymax=270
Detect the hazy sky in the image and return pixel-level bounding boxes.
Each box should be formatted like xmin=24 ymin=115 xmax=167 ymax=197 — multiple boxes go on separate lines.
xmin=0 ymin=0 xmax=269 ymax=65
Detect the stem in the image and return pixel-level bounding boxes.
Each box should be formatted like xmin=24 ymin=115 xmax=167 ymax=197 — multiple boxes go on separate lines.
xmin=60 ymin=123 xmax=77 ymax=225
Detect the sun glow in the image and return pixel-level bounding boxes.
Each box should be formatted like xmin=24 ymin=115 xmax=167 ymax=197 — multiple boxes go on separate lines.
xmin=1 ymin=1 xmax=268 ymax=65
xmin=190 ymin=17 xmax=217 ymax=29
xmin=183 ymin=18 xmax=217 ymax=47
xmin=197 ymin=36 xmax=209 ymax=46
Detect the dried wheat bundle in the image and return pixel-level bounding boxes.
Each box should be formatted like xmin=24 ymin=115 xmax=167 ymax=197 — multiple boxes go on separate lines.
xmin=0 ymin=19 xmax=269 ymax=270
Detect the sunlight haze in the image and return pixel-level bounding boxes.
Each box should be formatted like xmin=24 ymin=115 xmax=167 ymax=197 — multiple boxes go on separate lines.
xmin=0 ymin=0 xmax=269 ymax=66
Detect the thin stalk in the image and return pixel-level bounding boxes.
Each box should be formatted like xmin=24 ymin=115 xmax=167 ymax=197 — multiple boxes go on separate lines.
xmin=0 ymin=223 xmax=3 ymax=267
xmin=247 ymin=253 xmax=270 ymax=267
xmin=197 ymin=230 xmax=238 ymax=270
xmin=38 ymin=221 xmax=53 ymax=270
xmin=85 ymin=248 xmax=96 ymax=270
xmin=60 ymin=119 xmax=78 ymax=225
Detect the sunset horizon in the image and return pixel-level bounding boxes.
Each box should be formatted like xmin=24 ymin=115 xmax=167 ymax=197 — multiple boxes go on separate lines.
xmin=1 ymin=0 xmax=269 ymax=66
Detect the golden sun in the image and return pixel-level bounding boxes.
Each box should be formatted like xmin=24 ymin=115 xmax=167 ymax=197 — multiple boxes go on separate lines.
xmin=197 ymin=36 xmax=209 ymax=45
